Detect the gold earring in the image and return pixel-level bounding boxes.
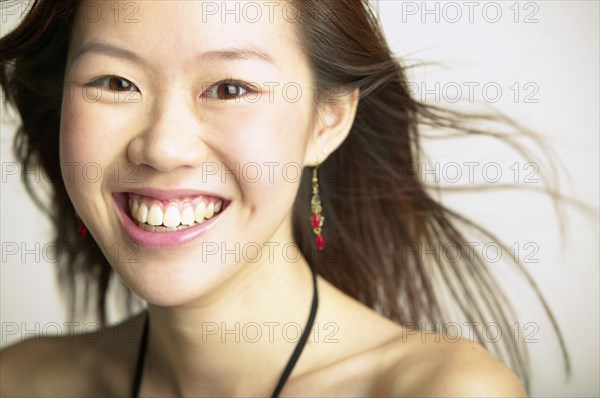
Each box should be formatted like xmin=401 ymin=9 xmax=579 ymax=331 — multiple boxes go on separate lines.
xmin=311 ymin=162 xmax=325 ymax=250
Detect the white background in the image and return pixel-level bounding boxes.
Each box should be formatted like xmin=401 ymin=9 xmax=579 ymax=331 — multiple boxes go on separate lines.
xmin=1 ymin=1 xmax=598 ymax=396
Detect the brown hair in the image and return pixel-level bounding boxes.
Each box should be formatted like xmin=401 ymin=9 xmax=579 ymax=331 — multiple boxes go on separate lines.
xmin=0 ymin=0 xmax=570 ymax=392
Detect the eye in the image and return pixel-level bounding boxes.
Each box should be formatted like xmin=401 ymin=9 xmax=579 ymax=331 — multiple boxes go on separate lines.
xmin=87 ymin=76 xmax=138 ymax=92
xmin=203 ymin=80 xmax=255 ymax=100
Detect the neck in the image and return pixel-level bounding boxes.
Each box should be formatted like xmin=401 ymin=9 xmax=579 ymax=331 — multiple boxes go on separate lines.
xmin=142 ymin=242 xmax=318 ymax=396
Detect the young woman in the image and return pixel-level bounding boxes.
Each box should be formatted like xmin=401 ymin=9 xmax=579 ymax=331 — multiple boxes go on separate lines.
xmin=0 ymin=0 xmax=569 ymax=396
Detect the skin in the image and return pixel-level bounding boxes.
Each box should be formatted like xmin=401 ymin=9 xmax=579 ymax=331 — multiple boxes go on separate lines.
xmin=0 ymin=1 xmax=528 ymax=396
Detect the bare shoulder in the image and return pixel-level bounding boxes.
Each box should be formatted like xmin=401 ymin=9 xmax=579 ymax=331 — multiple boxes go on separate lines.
xmin=0 ymin=312 xmax=145 ymax=397
xmin=305 ymin=280 xmax=527 ymax=397
xmin=376 ymin=334 xmax=528 ymax=397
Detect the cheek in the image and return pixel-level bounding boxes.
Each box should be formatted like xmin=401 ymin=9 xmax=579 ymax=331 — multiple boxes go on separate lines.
xmin=59 ymin=94 xmax=95 ymax=208
xmin=60 ymin=96 xmax=89 ymax=167
xmin=60 ymin=91 xmax=131 ymax=163
xmin=58 ymin=92 xmax=122 ymax=209
xmin=210 ymin=97 xmax=314 ymax=200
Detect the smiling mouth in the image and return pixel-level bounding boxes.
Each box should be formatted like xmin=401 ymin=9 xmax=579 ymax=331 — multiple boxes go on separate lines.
xmin=124 ymin=192 xmax=228 ymax=233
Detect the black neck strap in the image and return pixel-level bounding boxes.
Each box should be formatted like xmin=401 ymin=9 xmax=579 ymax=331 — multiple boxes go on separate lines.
xmin=132 ymin=262 xmax=319 ymax=398
xmin=131 ymin=311 xmax=148 ymax=397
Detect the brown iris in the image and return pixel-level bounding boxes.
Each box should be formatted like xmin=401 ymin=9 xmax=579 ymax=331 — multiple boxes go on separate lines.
xmin=216 ymin=83 xmax=244 ymax=100
xmin=107 ymin=77 xmax=134 ymax=91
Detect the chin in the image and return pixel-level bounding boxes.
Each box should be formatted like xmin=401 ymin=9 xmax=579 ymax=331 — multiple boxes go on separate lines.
xmin=113 ymin=258 xmax=240 ymax=308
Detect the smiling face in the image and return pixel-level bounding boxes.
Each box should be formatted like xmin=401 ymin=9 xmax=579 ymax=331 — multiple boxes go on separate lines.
xmin=59 ymin=0 xmax=335 ymax=305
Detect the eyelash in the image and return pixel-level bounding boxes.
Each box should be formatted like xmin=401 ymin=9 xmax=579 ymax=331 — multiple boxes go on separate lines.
xmin=84 ymin=75 xmax=257 ymax=100
xmin=203 ymin=77 xmax=257 ymax=100
xmin=85 ymin=75 xmax=137 ymax=92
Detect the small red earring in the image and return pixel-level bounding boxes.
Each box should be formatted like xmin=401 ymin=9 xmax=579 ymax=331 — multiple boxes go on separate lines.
xmin=77 ymin=219 xmax=87 ymax=239
xmin=311 ymin=163 xmax=325 ymax=250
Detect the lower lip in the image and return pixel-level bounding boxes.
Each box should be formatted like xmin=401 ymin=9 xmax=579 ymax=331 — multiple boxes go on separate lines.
xmin=112 ymin=193 xmax=226 ymax=248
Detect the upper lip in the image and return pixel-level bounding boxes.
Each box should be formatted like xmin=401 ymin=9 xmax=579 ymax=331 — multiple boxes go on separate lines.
xmin=120 ymin=188 xmax=228 ymax=201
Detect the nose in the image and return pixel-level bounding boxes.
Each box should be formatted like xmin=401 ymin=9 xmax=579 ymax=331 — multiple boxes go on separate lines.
xmin=127 ymin=90 xmax=207 ymax=173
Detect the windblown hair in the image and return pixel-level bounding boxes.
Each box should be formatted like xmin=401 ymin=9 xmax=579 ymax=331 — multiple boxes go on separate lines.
xmin=0 ymin=0 xmax=570 ymax=392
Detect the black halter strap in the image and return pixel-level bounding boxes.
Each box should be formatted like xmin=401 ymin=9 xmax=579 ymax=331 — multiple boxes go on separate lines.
xmin=270 ymin=261 xmax=319 ymax=397
xmin=132 ymin=262 xmax=319 ymax=397
xmin=131 ymin=311 xmax=148 ymax=397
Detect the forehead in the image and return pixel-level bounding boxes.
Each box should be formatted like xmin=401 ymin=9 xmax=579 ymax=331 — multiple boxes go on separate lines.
xmin=69 ymin=0 xmax=306 ymax=71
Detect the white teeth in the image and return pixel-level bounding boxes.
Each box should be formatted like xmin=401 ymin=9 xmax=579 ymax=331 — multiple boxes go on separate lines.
xmin=163 ymin=206 xmax=181 ymax=228
xmin=194 ymin=202 xmax=206 ymax=223
xmin=131 ymin=197 xmax=139 ymax=217
xmin=147 ymin=204 xmax=163 ymax=226
xmin=128 ymin=195 xmax=226 ymax=231
xmin=135 ymin=203 xmax=148 ymax=223
xmin=205 ymin=202 xmax=215 ymax=219
xmin=181 ymin=206 xmax=195 ymax=226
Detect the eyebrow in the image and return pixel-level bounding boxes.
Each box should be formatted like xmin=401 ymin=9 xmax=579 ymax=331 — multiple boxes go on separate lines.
xmin=199 ymin=48 xmax=275 ymax=65
xmin=72 ymin=41 xmax=276 ymax=67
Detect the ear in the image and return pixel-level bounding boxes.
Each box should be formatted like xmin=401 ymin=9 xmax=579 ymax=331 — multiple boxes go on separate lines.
xmin=304 ymin=87 xmax=360 ymax=166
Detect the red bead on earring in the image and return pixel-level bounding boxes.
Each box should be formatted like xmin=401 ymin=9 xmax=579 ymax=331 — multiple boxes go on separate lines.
xmin=311 ymin=164 xmax=325 ymax=250
xmin=78 ymin=220 xmax=87 ymax=239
